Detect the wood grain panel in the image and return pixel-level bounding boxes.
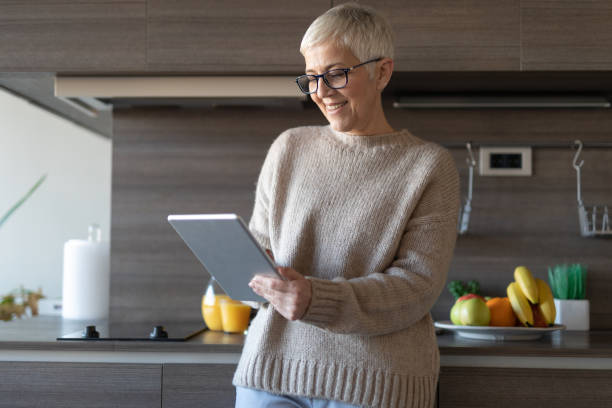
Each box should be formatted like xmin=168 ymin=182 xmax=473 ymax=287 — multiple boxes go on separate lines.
xmin=0 ymin=362 xmax=161 ymax=407
xmin=162 ymin=364 xmax=237 ymax=408
xmin=387 ymin=70 xmax=612 ymax=93
xmin=112 ymin=101 xmax=612 ymax=328
xmin=0 ymin=1 xmax=146 ymax=72
xmin=146 ymin=0 xmax=330 ymax=73
xmin=384 ymin=102 xmax=612 ymax=144
xmin=439 ymin=367 xmax=612 ymax=407
xmin=334 ymin=0 xmax=520 ymax=71
xmin=110 ymin=106 xmax=326 ymax=323
xmin=522 ymin=0 xmax=612 ymax=70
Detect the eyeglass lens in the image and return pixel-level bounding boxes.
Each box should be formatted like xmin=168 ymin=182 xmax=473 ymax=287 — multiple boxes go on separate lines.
xmin=297 ymin=70 xmax=348 ymax=94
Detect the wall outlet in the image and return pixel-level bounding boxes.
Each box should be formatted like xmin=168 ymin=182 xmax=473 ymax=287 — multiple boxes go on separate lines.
xmin=479 ymin=146 xmax=532 ymax=176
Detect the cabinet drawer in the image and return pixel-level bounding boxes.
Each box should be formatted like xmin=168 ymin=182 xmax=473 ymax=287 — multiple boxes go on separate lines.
xmin=0 ymin=362 xmax=161 ymax=408
xmin=439 ymin=366 xmax=612 ymax=408
xmin=162 ymin=363 xmax=237 ymax=408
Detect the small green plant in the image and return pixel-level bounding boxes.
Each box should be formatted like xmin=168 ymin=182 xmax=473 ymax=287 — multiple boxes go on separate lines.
xmin=447 ymin=279 xmax=481 ymax=300
xmin=0 ymin=174 xmax=47 ymax=229
xmin=548 ymin=264 xmax=587 ymax=300
xmin=0 ymin=174 xmax=47 ymax=321
xmin=0 ymin=287 xmax=44 ymax=321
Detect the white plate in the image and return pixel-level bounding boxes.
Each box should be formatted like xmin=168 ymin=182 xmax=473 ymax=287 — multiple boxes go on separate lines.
xmin=434 ymin=321 xmax=566 ymax=341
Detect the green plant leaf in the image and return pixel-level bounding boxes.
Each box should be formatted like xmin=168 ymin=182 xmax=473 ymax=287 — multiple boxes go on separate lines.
xmin=466 ymin=280 xmax=480 ymax=296
xmin=447 ymin=280 xmax=466 ymax=300
xmin=548 ymin=266 xmax=558 ymax=298
xmin=575 ymin=266 xmax=581 ymax=299
xmin=558 ymin=264 xmax=569 ymax=300
xmin=580 ymin=265 xmax=587 ymax=299
xmin=0 ymin=174 xmax=47 ymax=229
xmin=569 ymin=265 xmax=578 ymax=299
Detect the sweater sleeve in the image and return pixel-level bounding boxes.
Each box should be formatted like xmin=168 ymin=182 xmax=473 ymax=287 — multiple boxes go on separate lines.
xmin=248 ymin=133 xmax=287 ymax=252
xmin=300 ymin=148 xmax=460 ymax=336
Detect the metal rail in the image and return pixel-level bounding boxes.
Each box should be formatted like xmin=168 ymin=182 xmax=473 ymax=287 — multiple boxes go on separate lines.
xmin=444 ymin=141 xmax=612 ymax=149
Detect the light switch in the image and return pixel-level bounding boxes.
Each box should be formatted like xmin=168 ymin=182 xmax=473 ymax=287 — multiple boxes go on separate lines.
xmin=479 ymin=146 xmax=532 ymax=176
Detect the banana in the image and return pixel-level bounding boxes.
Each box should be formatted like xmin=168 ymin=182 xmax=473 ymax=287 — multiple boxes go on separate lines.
xmin=507 ymin=282 xmax=534 ymax=327
xmin=535 ymin=278 xmax=556 ymax=326
xmin=514 ymin=266 xmax=539 ymax=304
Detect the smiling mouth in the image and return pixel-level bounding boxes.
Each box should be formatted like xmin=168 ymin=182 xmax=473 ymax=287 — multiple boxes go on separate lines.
xmin=325 ymin=101 xmax=347 ymax=112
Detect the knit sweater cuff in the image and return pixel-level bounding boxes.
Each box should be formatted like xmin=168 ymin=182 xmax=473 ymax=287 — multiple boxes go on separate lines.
xmin=301 ymin=277 xmax=343 ymax=326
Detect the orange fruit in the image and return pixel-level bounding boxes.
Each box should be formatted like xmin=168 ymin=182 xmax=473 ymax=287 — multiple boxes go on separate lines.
xmin=486 ymin=297 xmax=517 ymax=327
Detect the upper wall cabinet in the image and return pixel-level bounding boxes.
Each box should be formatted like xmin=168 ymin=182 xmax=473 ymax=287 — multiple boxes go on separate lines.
xmin=146 ymin=0 xmax=330 ymax=73
xmin=3 ymin=0 xmax=611 ymax=73
xmin=0 ymin=1 xmax=146 ymax=72
xmin=521 ymin=0 xmax=612 ymax=70
xmin=333 ymin=0 xmax=521 ymax=71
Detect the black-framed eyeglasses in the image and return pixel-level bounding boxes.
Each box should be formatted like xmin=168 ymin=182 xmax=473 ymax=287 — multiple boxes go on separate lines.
xmin=295 ymin=57 xmax=382 ymax=95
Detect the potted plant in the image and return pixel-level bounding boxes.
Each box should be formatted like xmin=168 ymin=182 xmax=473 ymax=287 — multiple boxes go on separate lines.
xmin=0 ymin=174 xmax=47 ymax=321
xmin=548 ymin=264 xmax=589 ymax=331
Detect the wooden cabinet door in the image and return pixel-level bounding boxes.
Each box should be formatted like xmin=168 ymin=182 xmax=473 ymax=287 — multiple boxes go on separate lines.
xmin=0 ymin=1 xmax=146 ymax=72
xmin=0 ymin=362 xmax=161 ymax=408
xmin=333 ymin=0 xmax=520 ymax=71
xmin=521 ymin=0 xmax=612 ymax=70
xmin=439 ymin=366 xmax=612 ymax=408
xmin=162 ymin=363 xmax=237 ymax=408
xmin=146 ymin=0 xmax=330 ymax=73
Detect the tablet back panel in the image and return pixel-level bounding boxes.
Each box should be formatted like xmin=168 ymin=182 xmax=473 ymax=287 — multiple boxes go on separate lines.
xmin=168 ymin=214 xmax=276 ymax=302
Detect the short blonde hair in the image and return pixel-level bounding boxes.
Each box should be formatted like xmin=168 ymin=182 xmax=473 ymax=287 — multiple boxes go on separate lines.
xmin=300 ymin=3 xmax=394 ymax=77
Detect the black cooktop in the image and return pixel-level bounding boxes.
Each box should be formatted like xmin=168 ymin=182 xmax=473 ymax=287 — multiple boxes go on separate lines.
xmin=57 ymin=322 xmax=206 ymax=341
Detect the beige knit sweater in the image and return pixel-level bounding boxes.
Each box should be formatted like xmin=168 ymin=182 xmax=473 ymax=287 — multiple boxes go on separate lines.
xmin=233 ymin=125 xmax=460 ymax=408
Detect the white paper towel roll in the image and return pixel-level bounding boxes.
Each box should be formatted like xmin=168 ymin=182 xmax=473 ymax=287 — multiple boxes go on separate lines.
xmin=62 ymin=230 xmax=110 ymax=320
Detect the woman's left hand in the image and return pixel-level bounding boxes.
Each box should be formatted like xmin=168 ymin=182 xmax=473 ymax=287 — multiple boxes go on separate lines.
xmin=249 ymin=267 xmax=312 ymax=321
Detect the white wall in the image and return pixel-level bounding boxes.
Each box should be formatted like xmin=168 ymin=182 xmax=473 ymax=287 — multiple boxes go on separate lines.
xmin=0 ymin=88 xmax=111 ymax=300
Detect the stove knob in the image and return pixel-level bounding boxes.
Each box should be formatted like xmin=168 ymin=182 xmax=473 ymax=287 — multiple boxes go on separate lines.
xmin=149 ymin=326 xmax=168 ymax=339
xmin=81 ymin=325 xmax=99 ymax=339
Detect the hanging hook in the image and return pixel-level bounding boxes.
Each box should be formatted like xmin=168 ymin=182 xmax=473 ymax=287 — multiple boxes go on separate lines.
xmin=573 ymin=140 xmax=584 ymax=170
xmin=465 ymin=141 xmax=476 ymax=168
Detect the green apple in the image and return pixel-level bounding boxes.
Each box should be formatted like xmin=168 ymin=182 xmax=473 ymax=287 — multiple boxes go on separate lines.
xmin=459 ymin=297 xmax=491 ymax=326
xmin=450 ymin=302 xmax=463 ymax=325
xmin=451 ymin=294 xmax=483 ymax=324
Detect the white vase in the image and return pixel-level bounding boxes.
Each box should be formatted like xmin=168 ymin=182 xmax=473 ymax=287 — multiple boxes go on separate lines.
xmin=554 ymin=299 xmax=590 ymax=331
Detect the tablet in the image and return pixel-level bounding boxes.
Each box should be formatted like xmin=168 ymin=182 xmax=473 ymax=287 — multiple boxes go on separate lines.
xmin=167 ymin=214 xmax=279 ymax=302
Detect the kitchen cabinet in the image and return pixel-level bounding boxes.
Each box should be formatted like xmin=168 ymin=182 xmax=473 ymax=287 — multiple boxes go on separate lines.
xmin=3 ymin=318 xmax=612 ymax=408
xmin=438 ymin=366 xmax=612 ymax=408
xmin=0 ymin=361 xmax=238 ymax=408
xmin=0 ymin=1 xmax=146 ymax=72
xmin=162 ymin=364 xmax=238 ymax=408
xmin=146 ymin=0 xmax=330 ymax=73
xmin=0 ymin=362 xmax=161 ymax=408
xmin=3 ymin=1 xmax=612 ymax=73
xmin=521 ymin=0 xmax=612 ymax=70
xmin=333 ymin=0 xmax=520 ymax=71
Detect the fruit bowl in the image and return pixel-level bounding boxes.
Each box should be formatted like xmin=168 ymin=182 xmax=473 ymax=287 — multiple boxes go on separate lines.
xmin=434 ymin=321 xmax=565 ymax=341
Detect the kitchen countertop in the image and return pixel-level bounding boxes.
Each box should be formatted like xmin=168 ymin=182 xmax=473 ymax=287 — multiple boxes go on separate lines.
xmin=2 ymin=317 xmax=612 ymax=368
xmin=0 ymin=316 xmax=244 ymax=352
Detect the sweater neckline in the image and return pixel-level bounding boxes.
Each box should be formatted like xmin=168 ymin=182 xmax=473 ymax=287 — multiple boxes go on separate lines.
xmin=324 ymin=126 xmax=413 ymax=150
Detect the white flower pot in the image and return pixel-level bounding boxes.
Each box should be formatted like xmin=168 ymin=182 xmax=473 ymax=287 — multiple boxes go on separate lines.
xmin=554 ymin=299 xmax=590 ymax=331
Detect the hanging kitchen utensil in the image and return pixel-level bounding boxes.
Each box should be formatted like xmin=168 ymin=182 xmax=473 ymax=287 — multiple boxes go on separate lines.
xmin=572 ymin=140 xmax=612 ymax=237
xmin=458 ymin=142 xmax=477 ymax=234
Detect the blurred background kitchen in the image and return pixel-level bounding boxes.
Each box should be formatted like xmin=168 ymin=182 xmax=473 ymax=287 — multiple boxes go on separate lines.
xmin=1 ymin=0 xmax=611 ymax=330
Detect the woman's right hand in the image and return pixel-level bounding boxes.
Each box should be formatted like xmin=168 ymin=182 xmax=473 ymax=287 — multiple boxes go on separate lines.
xmin=249 ymin=262 xmax=312 ymax=321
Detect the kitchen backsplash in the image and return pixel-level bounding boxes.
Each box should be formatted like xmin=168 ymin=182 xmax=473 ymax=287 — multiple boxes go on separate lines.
xmin=111 ymin=97 xmax=612 ymax=329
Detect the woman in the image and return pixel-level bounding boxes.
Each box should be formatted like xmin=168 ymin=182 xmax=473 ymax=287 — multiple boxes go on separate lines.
xmin=233 ymin=3 xmax=460 ymax=408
